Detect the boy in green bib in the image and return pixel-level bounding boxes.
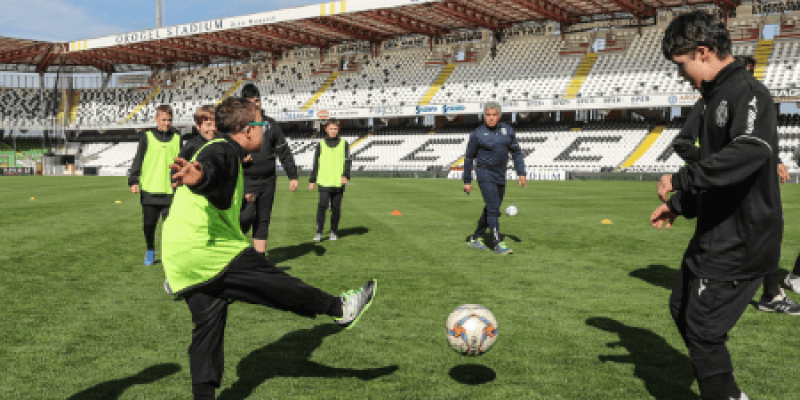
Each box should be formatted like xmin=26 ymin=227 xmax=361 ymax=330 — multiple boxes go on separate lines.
xmin=164 ymin=98 xmax=377 ymax=400
xmin=129 ymin=104 xmax=181 ymax=265
xmin=309 ymin=119 xmax=351 ymax=242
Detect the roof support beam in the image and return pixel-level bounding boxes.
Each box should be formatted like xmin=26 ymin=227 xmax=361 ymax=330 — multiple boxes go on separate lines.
xmin=0 ymin=43 xmax=47 ymax=63
xmin=510 ymin=0 xmax=578 ymax=25
xmin=108 ymin=47 xmax=166 ymax=64
xmin=135 ymin=42 xmax=208 ymax=63
xmin=255 ymin=26 xmax=329 ymax=48
xmin=434 ymin=2 xmax=500 ymax=30
xmin=364 ymin=10 xmax=445 ymax=37
xmin=168 ymin=38 xmax=243 ymax=59
xmin=65 ymin=52 xmax=112 ymax=72
xmin=0 ymin=48 xmax=47 ymax=64
xmin=605 ymin=0 xmax=655 ymax=17
xmin=303 ymin=17 xmax=386 ymax=42
xmin=202 ymin=33 xmax=276 ymax=53
xmin=91 ymin=50 xmax=155 ymax=67
xmin=36 ymin=46 xmax=61 ymax=74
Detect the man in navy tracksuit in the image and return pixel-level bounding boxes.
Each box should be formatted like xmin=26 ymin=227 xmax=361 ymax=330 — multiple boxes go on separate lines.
xmin=463 ymin=102 xmax=527 ymax=255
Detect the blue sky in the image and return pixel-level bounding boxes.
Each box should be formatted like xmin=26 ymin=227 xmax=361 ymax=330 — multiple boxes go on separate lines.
xmin=0 ymin=0 xmax=321 ymax=42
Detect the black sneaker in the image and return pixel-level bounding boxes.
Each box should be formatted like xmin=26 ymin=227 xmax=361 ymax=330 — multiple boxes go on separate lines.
xmin=758 ymin=289 xmax=800 ymax=315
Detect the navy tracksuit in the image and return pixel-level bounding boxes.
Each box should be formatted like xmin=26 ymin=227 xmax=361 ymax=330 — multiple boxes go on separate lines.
xmin=463 ymin=122 xmax=525 ymax=245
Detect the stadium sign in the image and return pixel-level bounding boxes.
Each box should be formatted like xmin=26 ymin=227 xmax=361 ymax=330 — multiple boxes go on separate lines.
xmin=117 ymin=75 xmax=149 ymax=86
xmin=279 ymin=110 xmax=315 ymax=121
xmin=772 ymin=89 xmax=800 ymax=102
xmin=415 ymin=105 xmax=440 ymax=115
xmin=68 ymin=0 xmax=444 ymax=52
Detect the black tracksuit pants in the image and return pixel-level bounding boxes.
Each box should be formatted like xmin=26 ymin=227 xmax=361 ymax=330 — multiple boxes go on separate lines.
xmin=239 ymin=176 xmax=277 ymax=240
xmin=184 ymin=248 xmax=340 ymax=396
xmin=142 ymin=205 xmax=169 ymax=250
xmin=316 ymin=190 xmax=344 ymax=234
xmin=473 ymin=181 xmax=506 ymax=245
xmin=669 ymin=263 xmax=762 ymax=400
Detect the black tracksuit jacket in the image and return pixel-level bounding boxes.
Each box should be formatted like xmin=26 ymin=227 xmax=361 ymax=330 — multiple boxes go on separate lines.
xmin=667 ymin=60 xmax=783 ymax=280
xmin=242 ymin=114 xmax=298 ymax=193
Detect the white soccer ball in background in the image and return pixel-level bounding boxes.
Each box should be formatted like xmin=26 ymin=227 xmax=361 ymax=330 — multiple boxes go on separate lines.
xmin=446 ymin=304 xmax=498 ymax=355
xmin=506 ymin=205 xmax=518 ymax=217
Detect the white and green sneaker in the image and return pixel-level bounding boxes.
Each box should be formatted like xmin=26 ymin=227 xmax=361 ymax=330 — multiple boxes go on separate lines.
xmin=467 ymin=237 xmax=490 ymax=250
xmin=494 ymin=241 xmax=513 ymax=255
xmin=334 ymin=279 xmax=377 ymax=330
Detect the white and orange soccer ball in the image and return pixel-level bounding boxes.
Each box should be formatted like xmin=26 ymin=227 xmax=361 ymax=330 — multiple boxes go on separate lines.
xmin=446 ymin=304 xmax=498 ymax=355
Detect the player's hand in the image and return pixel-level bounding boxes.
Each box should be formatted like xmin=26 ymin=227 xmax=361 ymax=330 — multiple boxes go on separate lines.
xmin=245 ymin=193 xmax=255 ymax=202
xmin=130 ymin=184 xmax=140 ymax=194
xmin=243 ymin=154 xmax=253 ymax=163
xmin=289 ymin=179 xmax=299 ymax=192
xmin=309 ymin=183 xmax=315 ymax=190
xmin=778 ymin=163 xmax=789 ymax=184
xmin=463 ymin=184 xmax=472 ymax=194
xmin=341 ymin=177 xmax=349 ymax=185
xmin=518 ymin=175 xmax=527 ymax=188
xmin=650 ymin=203 xmax=677 ymax=230
xmin=170 ymin=158 xmax=203 ymax=187
xmin=657 ymin=174 xmax=674 ymax=202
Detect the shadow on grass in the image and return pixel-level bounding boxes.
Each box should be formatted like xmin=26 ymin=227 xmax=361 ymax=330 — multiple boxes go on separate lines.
xmin=586 ymin=317 xmax=696 ymax=400
xmin=268 ymin=242 xmax=326 ymax=264
xmin=629 ymin=264 xmax=677 ymax=290
xmin=217 ymin=324 xmax=398 ymax=400
xmin=337 ymin=226 xmax=369 ymax=239
xmin=67 ymin=363 xmax=181 ymax=400
xmin=449 ymin=364 xmax=496 ymax=385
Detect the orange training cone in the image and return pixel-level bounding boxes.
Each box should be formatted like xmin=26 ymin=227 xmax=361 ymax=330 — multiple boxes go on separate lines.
xmin=391 ymin=210 xmax=402 ymax=216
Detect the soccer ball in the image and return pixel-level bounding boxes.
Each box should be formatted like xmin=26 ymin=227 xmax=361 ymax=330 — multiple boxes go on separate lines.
xmin=446 ymin=304 xmax=498 ymax=355
xmin=506 ymin=205 xmax=518 ymax=217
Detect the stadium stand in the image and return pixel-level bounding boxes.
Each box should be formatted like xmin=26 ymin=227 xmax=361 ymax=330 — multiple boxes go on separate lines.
xmin=6 ymin=2 xmax=800 ymax=179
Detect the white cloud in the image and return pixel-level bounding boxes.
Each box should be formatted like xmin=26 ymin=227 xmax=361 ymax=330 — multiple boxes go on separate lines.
xmin=0 ymin=0 xmax=129 ymax=42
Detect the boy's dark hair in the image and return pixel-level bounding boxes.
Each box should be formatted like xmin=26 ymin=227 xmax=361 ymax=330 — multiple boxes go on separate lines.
xmin=323 ymin=118 xmax=341 ymax=129
xmin=156 ymin=104 xmax=173 ymax=117
xmin=241 ymin=83 xmax=261 ymax=100
xmin=662 ymin=11 xmax=732 ymax=60
xmin=216 ymin=97 xmax=259 ymax=133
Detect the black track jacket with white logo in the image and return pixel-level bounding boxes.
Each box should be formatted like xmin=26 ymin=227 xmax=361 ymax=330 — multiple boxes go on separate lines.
xmin=667 ymin=60 xmax=782 ymax=280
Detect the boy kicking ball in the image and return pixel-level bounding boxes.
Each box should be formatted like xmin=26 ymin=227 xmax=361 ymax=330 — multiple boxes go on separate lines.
xmin=163 ymin=97 xmax=376 ymax=400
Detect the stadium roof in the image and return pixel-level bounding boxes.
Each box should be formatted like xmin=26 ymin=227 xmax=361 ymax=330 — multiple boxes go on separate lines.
xmin=1 ymin=0 xmax=737 ymax=74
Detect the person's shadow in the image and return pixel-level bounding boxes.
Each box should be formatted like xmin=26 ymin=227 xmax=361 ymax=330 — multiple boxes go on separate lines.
xmin=217 ymin=324 xmax=399 ymax=400
xmin=268 ymin=242 xmax=326 ymax=264
xmin=337 ymin=226 xmax=369 ymax=239
xmin=67 ymin=363 xmax=181 ymax=400
xmin=586 ymin=317 xmax=696 ymax=400
xmin=629 ymin=264 xmax=677 ymax=290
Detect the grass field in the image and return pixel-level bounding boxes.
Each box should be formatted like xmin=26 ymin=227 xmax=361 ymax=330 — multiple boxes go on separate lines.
xmin=2 ymin=176 xmax=800 ymax=399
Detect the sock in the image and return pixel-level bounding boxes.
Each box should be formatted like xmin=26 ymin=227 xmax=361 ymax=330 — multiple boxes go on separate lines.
xmin=192 ymin=383 xmax=216 ymax=400
xmin=328 ymin=297 xmax=344 ymax=318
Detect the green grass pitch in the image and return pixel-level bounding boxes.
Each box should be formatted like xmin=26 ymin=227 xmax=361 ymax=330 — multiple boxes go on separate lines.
xmin=2 ymin=176 xmax=800 ymax=399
